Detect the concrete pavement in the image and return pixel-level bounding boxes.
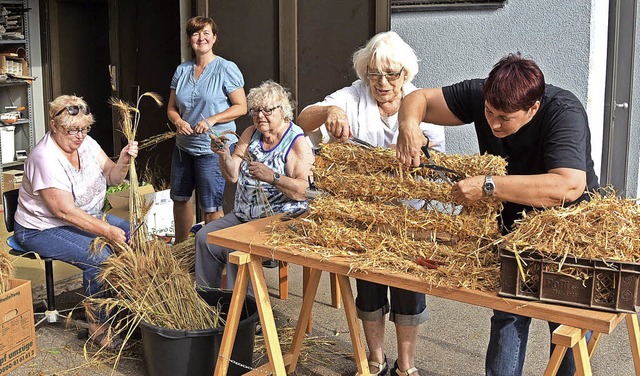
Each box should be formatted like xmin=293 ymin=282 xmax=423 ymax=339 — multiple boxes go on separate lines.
xmin=7 ymin=263 xmax=638 ymax=375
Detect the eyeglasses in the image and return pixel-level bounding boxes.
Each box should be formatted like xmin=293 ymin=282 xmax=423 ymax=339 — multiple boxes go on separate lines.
xmin=65 ymin=126 xmax=92 ymax=136
xmin=366 ymin=67 xmax=405 ymax=82
xmin=54 ymin=105 xmax=90 ymax=118
xmin=249 ymin=106 xmax=280 ymax=117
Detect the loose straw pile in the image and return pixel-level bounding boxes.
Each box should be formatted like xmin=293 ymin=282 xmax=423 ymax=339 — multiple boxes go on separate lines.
xmin=268 ymin=142 xmax=507 ymax=291
xmin=0 ymin=250 xmax=13 ymax=294
xmin=499 ymin=191 xmax=640 ymax=263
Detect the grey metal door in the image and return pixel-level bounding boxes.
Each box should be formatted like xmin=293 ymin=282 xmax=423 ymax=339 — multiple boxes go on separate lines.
xmin=601 ymin=0 xmax=637 ymax=196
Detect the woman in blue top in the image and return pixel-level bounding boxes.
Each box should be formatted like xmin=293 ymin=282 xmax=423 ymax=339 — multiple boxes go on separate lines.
xmin=194 ymin=80 xmax=314 ymax=291
xmin=167 ymin=16 xmax=247 ymax=243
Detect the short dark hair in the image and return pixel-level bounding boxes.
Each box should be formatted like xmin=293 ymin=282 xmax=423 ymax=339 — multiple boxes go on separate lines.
xmin=186 ymin=16 xmax=218 ymax=37
xmin=483 ymin=53 xmax=545 ymax=112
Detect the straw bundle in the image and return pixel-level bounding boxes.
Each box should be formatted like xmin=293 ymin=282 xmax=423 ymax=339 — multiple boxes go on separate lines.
xmin=0 ymin=250 xmax=13 ymax=294
xmin=170 ymin=237 xmax=196 ymax=273
xmin=270 ymin=217 xmax=500 ymax=291
xmin=94 ymin=239 xmax=220 ymax=330
xmin=109 ymin=93 xmax=162 ymax=251
xmin=83 ymin=95 xmax=221 ymax=371
xmin=313 ymin=143 xmax=504 ymax=212
xmin=499 ymin=191 xmax=640 ymax=263
xmin=268 ymin=142 xmax=507 ymax=290
xmin=314 ymin=142 xmax=507 ymax=182
xmin=306 ymin=196 xmax=498 ymax=243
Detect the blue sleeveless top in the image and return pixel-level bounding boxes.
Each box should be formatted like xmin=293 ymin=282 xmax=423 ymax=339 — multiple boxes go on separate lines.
xmin=234 ymin=122 xmax=308 ymax=221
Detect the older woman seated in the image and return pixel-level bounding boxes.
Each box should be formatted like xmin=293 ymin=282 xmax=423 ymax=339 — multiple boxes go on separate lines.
xmin=195 ymin=80 xmax=314 ymax=290
xmin=14 ymin=95 xmax=138 ymax=349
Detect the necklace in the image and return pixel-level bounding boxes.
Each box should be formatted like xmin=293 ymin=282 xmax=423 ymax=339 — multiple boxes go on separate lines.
xmin=379 ymin=99 xmax=401 ymax=118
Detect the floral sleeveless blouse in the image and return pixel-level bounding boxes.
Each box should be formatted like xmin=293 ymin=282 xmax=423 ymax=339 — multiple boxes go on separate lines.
xmin=234 ymin=122 xmax=308 ymax=221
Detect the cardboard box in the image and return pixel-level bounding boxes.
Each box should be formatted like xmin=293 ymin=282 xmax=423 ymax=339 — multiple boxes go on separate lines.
xmin=2 ymin=170 xmax=22 ymax=191
xmin=106 ymin=184 xmax=155 ymax=210
xmin=107 ymin=186 xmax=174 ymax=235
xmin=0 ymin=278 xmax=36 ymax=376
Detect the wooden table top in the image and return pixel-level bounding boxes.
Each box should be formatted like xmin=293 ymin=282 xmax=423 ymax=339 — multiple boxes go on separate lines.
xmin=208 ymin=215 xmax=626 ymax=334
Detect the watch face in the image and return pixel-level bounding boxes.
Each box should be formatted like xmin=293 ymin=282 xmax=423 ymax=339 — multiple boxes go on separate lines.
xmin=484 ymin=176 xmax=494 ymax=196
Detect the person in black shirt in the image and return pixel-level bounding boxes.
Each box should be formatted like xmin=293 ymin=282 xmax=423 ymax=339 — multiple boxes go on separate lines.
xmin=396 ymin=53 xmax=599 ymax=376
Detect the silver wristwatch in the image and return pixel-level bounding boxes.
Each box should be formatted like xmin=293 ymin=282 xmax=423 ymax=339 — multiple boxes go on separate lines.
xmin=272 ymin=172 xmax=281 ymax=185
xmin=483 ymin=175 xmax=495 ymax=197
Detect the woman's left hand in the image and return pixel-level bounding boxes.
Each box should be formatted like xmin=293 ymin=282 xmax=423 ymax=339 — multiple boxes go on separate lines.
xmin=248 ymin=161 xmax=274 ymax=183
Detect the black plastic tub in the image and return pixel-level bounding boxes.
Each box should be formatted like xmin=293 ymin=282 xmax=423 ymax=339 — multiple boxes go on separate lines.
xmin=140 ymin=289 xmax=258 ymax=376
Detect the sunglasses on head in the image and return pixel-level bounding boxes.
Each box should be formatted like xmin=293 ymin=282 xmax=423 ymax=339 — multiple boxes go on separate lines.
xmin=54 ymin=105 xmax=90 ymax=118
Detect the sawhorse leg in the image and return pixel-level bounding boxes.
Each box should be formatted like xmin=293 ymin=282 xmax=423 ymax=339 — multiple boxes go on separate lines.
xmin=214 ymin=252 xmax=287 ymax=376
xmin=287 ymin=270 xmax=370 ymax=375
xmin=302 ymin=267 xmax=343 ymax=334
xmin=544 ymin=325 xmax=591 ymax=376
xmin=626 ymin=314 xmax=640 ymax=375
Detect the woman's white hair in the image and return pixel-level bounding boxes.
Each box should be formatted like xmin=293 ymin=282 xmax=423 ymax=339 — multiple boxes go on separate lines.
xmin=49 ymin=94 xmax=95 ymax=129
xmin=352 ymin=31 xmax=419 ymax=84
xmin=247 ymin=80 xmax=295 ymax=121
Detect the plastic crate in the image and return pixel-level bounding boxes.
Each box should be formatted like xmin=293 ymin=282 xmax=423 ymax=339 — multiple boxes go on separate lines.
xmin=499 ymin=249 xmax=640 ymax=313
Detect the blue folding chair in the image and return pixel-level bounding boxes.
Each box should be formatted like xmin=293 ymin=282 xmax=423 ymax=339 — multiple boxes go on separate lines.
xmin=3 ymin=188 xmax=74 ymax=327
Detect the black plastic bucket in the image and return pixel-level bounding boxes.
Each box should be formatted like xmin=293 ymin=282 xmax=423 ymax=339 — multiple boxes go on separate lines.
xmin=139 ymin=289 xmax=258 ymax=376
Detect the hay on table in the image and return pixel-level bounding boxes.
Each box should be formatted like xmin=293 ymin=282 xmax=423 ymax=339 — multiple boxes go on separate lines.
xmin=499 ymin=191 xmax=640 ymax=264
xmin=268 ymin=142 xmax=507 ymax=291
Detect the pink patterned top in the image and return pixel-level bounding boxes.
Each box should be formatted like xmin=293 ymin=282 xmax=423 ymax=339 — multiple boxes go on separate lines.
xmin=15 ymin=132 xmax=107 ymax=230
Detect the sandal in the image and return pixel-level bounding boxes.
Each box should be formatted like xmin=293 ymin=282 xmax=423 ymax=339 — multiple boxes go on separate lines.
xmin=89 ymin=330 xmax=132 ymax=351
xmin=391 ymin=360 xmax=418 ymax=376
xmin=355 ymin=354 xmax=388 ymax=376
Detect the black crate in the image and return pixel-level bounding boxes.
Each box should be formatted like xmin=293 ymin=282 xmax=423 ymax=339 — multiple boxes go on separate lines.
xmin=499 ymin=249 xmax=640 ymax=313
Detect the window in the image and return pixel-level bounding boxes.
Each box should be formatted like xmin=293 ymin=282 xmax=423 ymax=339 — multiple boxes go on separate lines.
xmin=391 ymin=0 xmax=507 ymax=12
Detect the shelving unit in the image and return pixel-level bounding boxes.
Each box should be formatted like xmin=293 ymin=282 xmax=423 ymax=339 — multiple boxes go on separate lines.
xmin=0 ymin=0 xmax=34 ymax=192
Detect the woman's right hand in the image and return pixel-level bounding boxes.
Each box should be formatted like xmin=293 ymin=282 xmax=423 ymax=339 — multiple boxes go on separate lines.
xmin=210 ymin=134 xmax=230 ymax=155
xmin=106 ymin=225 xmax=127 ymax=244
xmin=175 ymin=119 xmax=194 ymax=136
xmin=325 ymin=106 xmax=351 ymax=141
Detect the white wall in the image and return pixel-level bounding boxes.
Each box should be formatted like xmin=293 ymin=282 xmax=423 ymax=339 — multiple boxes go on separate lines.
xmin=392 ymin=0 xmax=607 ymax=178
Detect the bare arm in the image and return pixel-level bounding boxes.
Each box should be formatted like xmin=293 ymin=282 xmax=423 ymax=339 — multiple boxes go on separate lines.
xmin=194 ymin=88 xmax=248 ymax=134
xmin=279 ymin=136 xmax=315 ymax=201
xmin=40 ymin=188 xmax=127 ymax=244
xmin=397 ymin=88 xmax=464 ymax=166
xmin=297 ymin=105 xmax=350 ymax=142
xmin=100 ymin=142 xmax=139 ymax=186
xmin=214 ymin=125 xmax=254 ymax=183
xmin=451 ymin=168 xmax=587 ymax=207
xmin=167 ymin=90 xmax=193 ymax=135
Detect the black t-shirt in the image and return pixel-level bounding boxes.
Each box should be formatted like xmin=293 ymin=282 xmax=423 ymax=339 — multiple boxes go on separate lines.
xmin=442 ymin=79 xmax=600 ymax=232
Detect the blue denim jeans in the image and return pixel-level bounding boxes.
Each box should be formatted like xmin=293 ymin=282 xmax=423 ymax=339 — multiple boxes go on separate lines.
xmin=486 ymin=310 xmax=590 ymax=376
xmin=170 ymin=147 xmax=228 ymax=213
xmin=14 ymin=214 xmax=129 ymax=321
